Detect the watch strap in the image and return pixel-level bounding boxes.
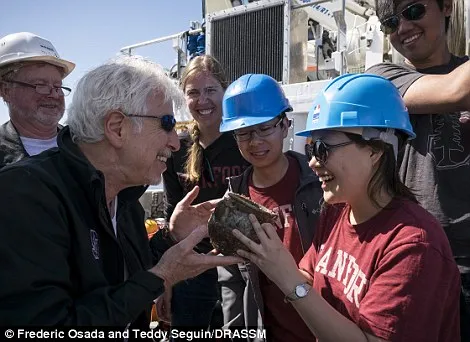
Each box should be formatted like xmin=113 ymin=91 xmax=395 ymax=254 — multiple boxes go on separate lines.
xmin=284 ymin=282 xmax=311 ymax=303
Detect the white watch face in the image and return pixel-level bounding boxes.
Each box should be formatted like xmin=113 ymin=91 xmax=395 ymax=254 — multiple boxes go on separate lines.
xmin=295 ymin=285 xmax=308 ymax=297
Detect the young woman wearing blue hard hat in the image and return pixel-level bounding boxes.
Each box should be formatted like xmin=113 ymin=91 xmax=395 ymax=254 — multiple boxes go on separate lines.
xmin=231 ymin=73 xmax=461 ymax=341
xmin=218 ymin=73 xmax=323 ymax=342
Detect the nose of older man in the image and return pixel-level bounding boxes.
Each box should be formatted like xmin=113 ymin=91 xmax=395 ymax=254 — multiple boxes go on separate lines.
xmin=47 ymin=88 xmax=62 ymax=99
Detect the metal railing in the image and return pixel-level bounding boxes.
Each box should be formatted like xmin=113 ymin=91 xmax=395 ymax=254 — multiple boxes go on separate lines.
xmin=119 ymin=28 xmax=203 ymax=55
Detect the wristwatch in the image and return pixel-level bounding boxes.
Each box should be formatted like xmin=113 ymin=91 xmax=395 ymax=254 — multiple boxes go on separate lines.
xmin=284 ymin=283 xmax=311 ymax=303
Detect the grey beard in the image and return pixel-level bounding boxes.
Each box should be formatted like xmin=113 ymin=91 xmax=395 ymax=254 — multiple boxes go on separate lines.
xmin=8 ymin=103 xmax=64 ymax=127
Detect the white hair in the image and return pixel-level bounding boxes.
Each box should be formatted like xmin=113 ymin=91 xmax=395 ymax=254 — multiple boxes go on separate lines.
xmin=67 ymin=55 xmax=183 ymax=143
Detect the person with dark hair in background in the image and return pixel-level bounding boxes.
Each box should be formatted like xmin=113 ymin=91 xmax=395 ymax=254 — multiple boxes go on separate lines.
xmin=367 ymin=0 xmax=470 ymax=338
xmin=0 ymin=32 xmax=75 ymax=169
xmin=161 ymin=55 xmax=249 ymax=330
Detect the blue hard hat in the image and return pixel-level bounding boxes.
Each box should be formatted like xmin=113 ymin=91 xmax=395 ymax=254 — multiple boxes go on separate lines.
xmin=220 ymin=74 xmax=292 ymax=132
xmin=295 ymin=73 xmax=415 ymax=139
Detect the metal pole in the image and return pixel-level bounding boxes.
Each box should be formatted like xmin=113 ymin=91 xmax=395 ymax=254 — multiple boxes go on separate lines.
xmin=119 ymin=28 xmax=203 ymax=54
xmin=332 ymin=0 xmax=347 ymax=75
xmin=291 ymin=0 xmax=330 ymax=10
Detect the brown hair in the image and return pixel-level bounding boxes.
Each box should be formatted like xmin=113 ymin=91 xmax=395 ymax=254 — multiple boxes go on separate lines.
xmin=180 ymin=55 xmax=229 ymax=184
xmin=344 ymin=132 xmax=416 ymax=207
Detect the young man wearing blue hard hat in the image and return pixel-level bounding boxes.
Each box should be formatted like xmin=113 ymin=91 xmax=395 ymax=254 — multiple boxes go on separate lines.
xmin=232 ymin=73 xmax=460 ymax=342
xmin=217 ymin=74 xmax=322 ymax=342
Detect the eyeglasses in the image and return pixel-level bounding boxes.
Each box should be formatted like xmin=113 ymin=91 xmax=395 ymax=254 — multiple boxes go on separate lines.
xmin=305 ymin=139 xmax=354 ymax=164
xmin=380 ymin=2 xmax=427 ymax=34
xmin=124 ymin=114 xmax=177 ymax=132
xmin=5 ymin=80 xmax=71 ymax=96
xmin=233 ymin=117 xmax=283 ymax=142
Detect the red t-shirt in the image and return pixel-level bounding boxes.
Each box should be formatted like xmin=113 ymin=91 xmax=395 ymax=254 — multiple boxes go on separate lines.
xmin=249 ymin=155 xmax=314 ymax=342
xmin=299 ymin=198 xmax=460 ymax=342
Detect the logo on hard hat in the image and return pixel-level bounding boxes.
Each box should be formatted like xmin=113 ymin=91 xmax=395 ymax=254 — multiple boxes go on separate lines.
xmin=39 ymin=44 xmax=59 ymax=57
xmin=312 ymin=104 xmax=320 ymax=123
xmin=40 ymin=44 xmax=55 ymax=52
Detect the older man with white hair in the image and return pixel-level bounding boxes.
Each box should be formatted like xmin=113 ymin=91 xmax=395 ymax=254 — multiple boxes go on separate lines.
xmin=0 ymin=32 xmax=75 ymax=168
xmin=0 ymin=55 xmax=241 ymax=328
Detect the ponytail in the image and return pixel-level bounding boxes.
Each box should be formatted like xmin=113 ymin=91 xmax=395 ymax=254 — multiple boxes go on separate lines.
xmin=184 ymin=122 xmax=204 ymax=183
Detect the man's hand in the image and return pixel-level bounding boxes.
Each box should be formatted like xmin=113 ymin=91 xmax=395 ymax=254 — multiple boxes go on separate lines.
xmin=150 ymin=225 xmax=243 ymax=288
xmin=169 ymin=186 xmax=221 ymax=241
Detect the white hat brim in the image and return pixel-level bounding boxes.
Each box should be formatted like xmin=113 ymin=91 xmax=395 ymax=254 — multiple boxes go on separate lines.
xmin=0 ymin=54 xmax=75 ymax=78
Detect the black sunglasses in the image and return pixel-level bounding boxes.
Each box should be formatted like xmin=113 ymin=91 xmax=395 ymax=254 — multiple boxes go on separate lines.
xmin=305 ymin=139 xmax=354 ymax=164
xmin=380 ymin=2 xmax=427 ymax=34
xmin=124 ymin=114 xmax=176 ymax=132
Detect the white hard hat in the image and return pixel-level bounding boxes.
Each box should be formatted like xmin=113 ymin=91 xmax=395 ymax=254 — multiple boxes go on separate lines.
xmin=0 ymin=32 xmax=75 ymax=78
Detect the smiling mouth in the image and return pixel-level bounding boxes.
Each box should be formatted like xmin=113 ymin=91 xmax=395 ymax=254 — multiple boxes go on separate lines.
xmin=251 ymin=151 xmax=268 ymax=157
xmin=156 ymin=156 xmax=168 ymax=163
xmin=198 ymin=109 xmax=213 ymax=115
xmin=402 ymin=33 xmax=422 ymax=45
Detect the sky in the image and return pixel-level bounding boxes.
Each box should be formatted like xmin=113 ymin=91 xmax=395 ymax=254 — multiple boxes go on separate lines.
xmin=0 ymin=0 xmax=204 ymax=124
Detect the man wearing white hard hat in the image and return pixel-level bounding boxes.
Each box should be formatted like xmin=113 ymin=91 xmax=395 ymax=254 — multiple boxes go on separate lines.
xmin=0 ymin=32 xmax=75 ymax=169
